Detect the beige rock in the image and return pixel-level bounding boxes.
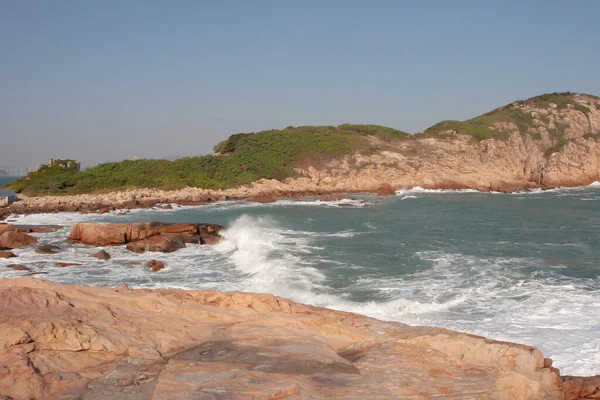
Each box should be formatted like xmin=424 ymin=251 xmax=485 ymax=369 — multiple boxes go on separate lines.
xmin=0 ymin=278 xmax=585 ymax=400
xmin=0 ymin=231 xmax=38 ymax=250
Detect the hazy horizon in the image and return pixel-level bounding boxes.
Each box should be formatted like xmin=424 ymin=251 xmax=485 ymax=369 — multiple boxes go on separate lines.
xmin=2 ymin=1 xmax=600 ymax=169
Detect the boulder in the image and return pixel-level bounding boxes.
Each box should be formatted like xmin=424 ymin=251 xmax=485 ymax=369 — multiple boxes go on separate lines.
xmin=126 ymin=235 xmax=185 ymax=254
xmin=0 ymin=251 xmax=16 ymax=259
xmin=6 ymin=264 xmax=31 ymax=271
xmin=0 ymin=232 xmax=38 ymax=250
xmin=127 ymin=261 xmax=141 ymax=265
xmin=0 ymin=224 xmax=17 ymax=236
xmin=35 ymin=244 xmax=62 ymax=255
xmin=69 ymin=222 xmax=223 ymax=248
xmin=93 ymin=250 xmax=111 ymax=260
xmin=146 ymin=260 xmax=165 ymax=272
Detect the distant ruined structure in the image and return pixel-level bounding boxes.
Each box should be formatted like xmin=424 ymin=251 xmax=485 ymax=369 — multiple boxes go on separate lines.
xmin=36 ymin=158 xmax=81 ymax=172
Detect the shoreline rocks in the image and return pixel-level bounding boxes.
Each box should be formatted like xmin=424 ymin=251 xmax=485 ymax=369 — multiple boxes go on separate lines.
xmin=66 ymin=222 xmax=224 ymax=255
xmin=0 ymin=278 xmax=594 ymax=399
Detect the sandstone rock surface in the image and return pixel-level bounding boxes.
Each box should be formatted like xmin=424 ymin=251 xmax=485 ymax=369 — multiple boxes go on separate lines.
xmin=0 ymin=231 xmax=37 ymax=250
xmin=0 ymin=278 xmax=592 ymax=400
xmin=69 ymin=222 xmax=223 ymax=246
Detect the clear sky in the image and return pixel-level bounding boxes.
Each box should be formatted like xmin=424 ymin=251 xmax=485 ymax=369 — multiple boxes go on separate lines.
xmin=1 ymin=0 xmax=599 ymax=169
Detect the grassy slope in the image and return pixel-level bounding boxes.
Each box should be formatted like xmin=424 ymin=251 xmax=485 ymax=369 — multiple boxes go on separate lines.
xmin=5 ymin=93 xmax=598 ymax=195
xmin=419 ymin=92 xmax=598 ymax=141
xmin=5 ymin=125 xmax=409 ymax=195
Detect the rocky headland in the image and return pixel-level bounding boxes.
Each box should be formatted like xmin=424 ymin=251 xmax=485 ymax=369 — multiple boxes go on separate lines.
xmin=2 ymin=92 xmax=600 ymax=220
xmin=0 ymin=277 xmax=598 ymax=400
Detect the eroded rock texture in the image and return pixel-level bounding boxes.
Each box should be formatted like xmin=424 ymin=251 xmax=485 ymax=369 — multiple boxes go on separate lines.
xmin=0 ymin=278 xmax=593 ymax=399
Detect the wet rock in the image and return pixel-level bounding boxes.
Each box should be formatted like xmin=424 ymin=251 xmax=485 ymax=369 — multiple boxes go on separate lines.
xmin=69 ymin=222 xmax=222 ymax=247
xmin=146 ymin=260 xmax=165 ymax=272
xmin=0 ymin=231 xmax=38 ymax=250
xmin=55 ymin=262 xmax=82 ymax=267
xmin=127 ymin=261 xmax=141 ymax=265
xmin=247 ymin=194 xmax=276 ymax=203
xmin=0 ymin=251 xmax=16 ymax=259
xmin=126 ymin=235 xmax=185 ymax=254
xmin=374 ymin=183 xmax=396 ymax=196
xmin=6 ymin=264 xmax=31 ymax=271
xmin=93 ymin=250 xmax=111 ymax=260
xmin=35 ymin=244 xmax=62 ymax=254
xmin=16 ymin=225 xmax=62 ymax=234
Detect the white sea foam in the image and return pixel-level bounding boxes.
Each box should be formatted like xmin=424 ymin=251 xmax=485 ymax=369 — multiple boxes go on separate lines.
xmin=2 ymin=196 xmax=599 ymax=376
xmin=395 ymin=187 xmax=479 ymax=196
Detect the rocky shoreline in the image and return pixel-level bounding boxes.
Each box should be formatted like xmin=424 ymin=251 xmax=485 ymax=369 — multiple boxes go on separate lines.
xmin=2 ymin=175 xmax=598 ymax=221
xmin=0 ymin=277 xmax=597 ymax=400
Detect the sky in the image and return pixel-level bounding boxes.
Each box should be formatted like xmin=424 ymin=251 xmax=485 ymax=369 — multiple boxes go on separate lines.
xmin=1 ymin=0 xmax=599 ymax=169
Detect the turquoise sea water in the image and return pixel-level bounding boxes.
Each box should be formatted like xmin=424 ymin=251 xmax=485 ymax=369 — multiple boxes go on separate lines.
xmin=2 ymin=184 xmax=599 ymax=375
xmin=0 ymin=176 xmax=19 ymax=187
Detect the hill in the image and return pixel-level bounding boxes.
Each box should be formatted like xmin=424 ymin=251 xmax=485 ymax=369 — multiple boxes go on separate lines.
xmin=4 ymin=92 xmax=600 ymax=196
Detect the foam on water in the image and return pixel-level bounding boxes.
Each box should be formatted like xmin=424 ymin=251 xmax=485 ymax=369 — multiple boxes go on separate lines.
xmin=1 ymin=187 xmax=599 ymax=376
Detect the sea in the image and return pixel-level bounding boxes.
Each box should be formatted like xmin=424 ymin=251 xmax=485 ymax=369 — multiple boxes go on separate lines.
xmin=1 ymin=183 xmax=599 ymax=376
xmin=0 ymin=176 xmax=19 ymax=187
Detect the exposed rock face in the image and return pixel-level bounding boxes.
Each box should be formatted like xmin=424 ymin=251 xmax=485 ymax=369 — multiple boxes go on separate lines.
xmin=0 ymin=278 xmax=590 ymax=400
xmin=69 ymin=222 xmax=223 ymax=250
xmin=0 ymin=231 xmax=37 ymax=250
xmin=126 ymin=235 xmax=186 ymax=253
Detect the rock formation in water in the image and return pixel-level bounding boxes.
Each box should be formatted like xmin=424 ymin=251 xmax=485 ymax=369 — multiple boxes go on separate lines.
xmin=69 ymin=222 xmax=223 ymax=251
xmin=0 ymin=278 xmax=597 ymax=399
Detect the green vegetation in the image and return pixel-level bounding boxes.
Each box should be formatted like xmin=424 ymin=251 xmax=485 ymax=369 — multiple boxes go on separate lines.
xmin=5 ymin=92 xmax=598 ymax=196
xmin=419 ymin=92 xmax=592 ymax=141
xmin=5 ymin=125 xmax=410 ymax=195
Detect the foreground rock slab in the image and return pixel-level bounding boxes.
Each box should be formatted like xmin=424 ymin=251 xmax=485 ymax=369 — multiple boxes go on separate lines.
xmin=0 ymin=278 xmax=592 ymax=400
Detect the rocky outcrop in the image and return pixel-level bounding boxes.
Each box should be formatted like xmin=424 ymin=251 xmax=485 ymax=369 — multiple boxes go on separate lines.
xmin=0 ymin=231 xmax=37 ymax=250
xmin=0 ymin=278 xmax=593 ymax=400
xmin=126 ymin=235 xmax=186 ymax=253
xmin=69 ymin=222 xmax=223 ymax=250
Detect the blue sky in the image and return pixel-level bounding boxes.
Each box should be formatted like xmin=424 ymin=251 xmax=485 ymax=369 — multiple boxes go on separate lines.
xmin=1 ymin=0 xmax=599 ymax=168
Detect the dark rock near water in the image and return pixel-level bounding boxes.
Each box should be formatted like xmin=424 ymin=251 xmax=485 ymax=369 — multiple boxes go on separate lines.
xmin=146 ymin=259 xmax=165 ymax=272
xmin=55 ymin=262 xmax=82 ymax=267
xmin=0 ymin=251 xmax=16 ymax=259
xmin=35 ymin=244 xmax=62 ymax=254
xmin=93 ymin=250 xmax=111 ymax=260
xmin=126 ymin=235 xmax=185 ymax=254
xmin=6 ymin=264 xmax=31 ymax=271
